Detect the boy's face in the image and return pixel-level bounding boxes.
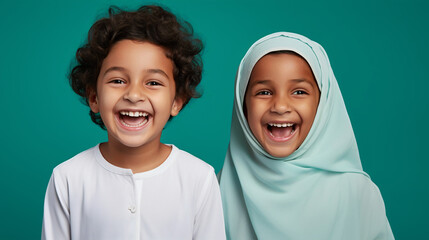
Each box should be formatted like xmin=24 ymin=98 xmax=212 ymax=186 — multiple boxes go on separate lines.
xmin=89 ymin=40 xmax=182 ymax=149
xmin=244 ymin=53 xmax=320 ymax=158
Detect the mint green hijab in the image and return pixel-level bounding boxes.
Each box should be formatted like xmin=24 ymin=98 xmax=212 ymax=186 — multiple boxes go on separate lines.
xmin=219 ymin=32 xmax=394 ymax=240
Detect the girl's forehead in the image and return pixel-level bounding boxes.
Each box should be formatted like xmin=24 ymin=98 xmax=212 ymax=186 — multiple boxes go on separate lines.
xmin=251 ymin=52 xmax=315 ymax=78
xmin=237 ymin=34 xmax=324 ymax=101
xmin=249 ymin=51 xmax=318 ymax=83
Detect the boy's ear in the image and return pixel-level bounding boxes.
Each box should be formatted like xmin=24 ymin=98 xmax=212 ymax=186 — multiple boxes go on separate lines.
xmin=88 ymin=90 xmax=99 ymax=113
xmin=170 ymin=97 xmax=184 ymax=117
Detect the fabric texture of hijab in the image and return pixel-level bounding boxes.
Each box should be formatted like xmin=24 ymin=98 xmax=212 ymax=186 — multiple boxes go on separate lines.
xmin=218 ymin=32 xmax=394 ymax=240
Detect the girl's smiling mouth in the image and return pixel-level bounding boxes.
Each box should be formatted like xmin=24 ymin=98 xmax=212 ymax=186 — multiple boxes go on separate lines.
xmin=265 ymin=122 xmax=297 ymax=142
xmin=117 ymin=110 xmax=151 ymax=130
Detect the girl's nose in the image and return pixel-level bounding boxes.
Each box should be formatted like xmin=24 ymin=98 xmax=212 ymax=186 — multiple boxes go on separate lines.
xmin=270 ymin=96 xmax=291 ymax=114
xmin=124 ymin=84 xmax=146 ymax=103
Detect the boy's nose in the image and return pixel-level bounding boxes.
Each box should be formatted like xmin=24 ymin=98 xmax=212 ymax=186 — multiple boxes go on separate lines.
xmin=124 ymin=85 xmax=146 ymax=103
xmin=270 ymin=96 xmax=291 ymax=114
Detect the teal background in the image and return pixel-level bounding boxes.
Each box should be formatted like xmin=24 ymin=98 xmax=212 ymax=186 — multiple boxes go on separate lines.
xmin=1 ymin=0 xmax=428 ymax=238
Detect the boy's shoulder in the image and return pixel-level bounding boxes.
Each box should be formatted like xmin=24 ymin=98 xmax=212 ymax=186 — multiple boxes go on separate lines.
xmin=171 ymin=145 xmax=215 ymax=175
xmin=52 ymin=145 xmax=99 ymax=177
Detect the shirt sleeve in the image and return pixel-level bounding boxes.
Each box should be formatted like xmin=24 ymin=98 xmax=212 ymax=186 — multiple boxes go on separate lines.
xmin=193 ymin=170 xmax=226 ymax=240
xmin=41 ymin=171 xmax=71 ymax=240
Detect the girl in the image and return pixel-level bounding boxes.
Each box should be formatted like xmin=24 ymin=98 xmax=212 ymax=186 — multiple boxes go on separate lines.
xmin=218 ymin=32 xmax=394 ymax=239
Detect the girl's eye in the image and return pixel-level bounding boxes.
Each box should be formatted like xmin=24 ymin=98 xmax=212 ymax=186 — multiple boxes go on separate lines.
xmin=293 ymin=90 xmax=308 ymax=95
xmin=256 ymin=90 xmax=272 ymax=96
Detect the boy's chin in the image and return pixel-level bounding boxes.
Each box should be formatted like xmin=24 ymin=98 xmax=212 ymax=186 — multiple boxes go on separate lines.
xmin=108 ymin=135 xmax=159 ymax=149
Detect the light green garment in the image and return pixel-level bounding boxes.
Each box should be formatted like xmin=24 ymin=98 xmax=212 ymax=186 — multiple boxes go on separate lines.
xmin=219 ymin=32 xmax=394 ymax=240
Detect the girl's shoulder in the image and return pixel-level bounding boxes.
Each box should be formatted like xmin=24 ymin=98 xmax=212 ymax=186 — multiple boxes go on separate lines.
xmin=340 ymin=172 xmax=380 ymax=191
xmin=337 ymin=172 xmax=386 ymax=206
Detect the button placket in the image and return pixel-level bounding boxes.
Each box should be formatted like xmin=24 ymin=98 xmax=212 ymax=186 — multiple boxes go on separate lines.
xmin=128 ymin=205 xmax=137 ymax=213
xmin=128 ymin=175 xmax=137 ymax=214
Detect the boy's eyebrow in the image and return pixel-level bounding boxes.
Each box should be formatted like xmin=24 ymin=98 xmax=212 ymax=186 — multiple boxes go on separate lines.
xmin=102 ymin=66 xmax=127 ymax=76
xmin=146 ymin=69 xmax=170 ymax=79
xmin=102 ymin=67 xmax=170 ymax=79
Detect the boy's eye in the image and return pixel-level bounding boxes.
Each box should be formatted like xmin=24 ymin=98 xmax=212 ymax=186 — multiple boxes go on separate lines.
xmin=147 ymin=81 xmax=162 ymax=86
xmin=293 ymin=90 xmax=308 ymax=95
xmin=256 ymin=90 xmax=272 ymax=96
xmin=109 ymin=79 xmax=125 ymax=84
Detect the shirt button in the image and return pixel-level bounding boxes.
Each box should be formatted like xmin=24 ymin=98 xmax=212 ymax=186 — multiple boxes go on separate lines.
xmin=128 ymin=205 xmax=136 ymax=213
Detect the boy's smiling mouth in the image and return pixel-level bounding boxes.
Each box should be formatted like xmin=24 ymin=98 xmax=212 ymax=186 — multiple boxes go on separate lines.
xmin=266 ymin=122 xmax=296 ymax=142
xmin=117 ymin=110 xmax=150 ymax=129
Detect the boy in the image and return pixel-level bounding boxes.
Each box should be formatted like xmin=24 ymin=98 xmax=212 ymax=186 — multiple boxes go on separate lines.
xmin=42 ymin=5 xmax=225 ymax=240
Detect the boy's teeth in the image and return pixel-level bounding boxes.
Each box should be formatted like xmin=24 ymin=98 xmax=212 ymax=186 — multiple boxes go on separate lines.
xmin=120 ymin=111 xmax=148 ymax=117
xmin=268 ymin=123 xmax=294 ymax=127
xmin=120 ymin=117 xmax=148 ymax=128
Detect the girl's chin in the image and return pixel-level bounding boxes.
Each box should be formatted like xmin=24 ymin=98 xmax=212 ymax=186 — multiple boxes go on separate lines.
xmin=262 ymin=138 xmax=298 ymax=158
xmin=265 ymin=147 xmax=295 ymax=158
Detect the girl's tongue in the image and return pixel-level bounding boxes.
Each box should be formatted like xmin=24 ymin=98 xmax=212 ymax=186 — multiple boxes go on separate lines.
xmin=269 ymin=126 xmax=294 ymax=138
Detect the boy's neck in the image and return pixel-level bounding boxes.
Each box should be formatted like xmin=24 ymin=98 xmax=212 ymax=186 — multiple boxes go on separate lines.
xmin=99 ymin=140 xmax=172 ymax=174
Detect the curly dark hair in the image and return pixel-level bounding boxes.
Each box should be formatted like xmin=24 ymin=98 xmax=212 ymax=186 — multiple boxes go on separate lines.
xmin=69 ymin=5 xmax=203 ymax=129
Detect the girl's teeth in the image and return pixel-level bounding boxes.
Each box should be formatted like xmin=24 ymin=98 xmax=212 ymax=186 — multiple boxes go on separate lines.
xmin=268 ymin=123 xmax=294 ymax=127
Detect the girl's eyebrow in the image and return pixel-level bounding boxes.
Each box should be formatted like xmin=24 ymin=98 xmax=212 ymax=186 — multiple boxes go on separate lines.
xmin=252 ymin=79 xmax=309 ymax=85
xmin=290 ymin=78 xmax=316 ymax=86
xmin=251 ymin=79 xmax=270 ymax=86
xmin=290 ymin=79 xmax=306 ymax=83
xmin=250 ymin=78 xmax=317 ymax=90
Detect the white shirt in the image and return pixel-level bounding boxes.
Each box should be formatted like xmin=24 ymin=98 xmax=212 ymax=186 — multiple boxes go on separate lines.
xmin=42 ymin=144 xmax=226 ymax=240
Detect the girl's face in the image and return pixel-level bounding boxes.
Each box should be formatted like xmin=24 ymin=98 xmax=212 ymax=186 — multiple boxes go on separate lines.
xmin=244 ymin=52 xmax=320 ymax=158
